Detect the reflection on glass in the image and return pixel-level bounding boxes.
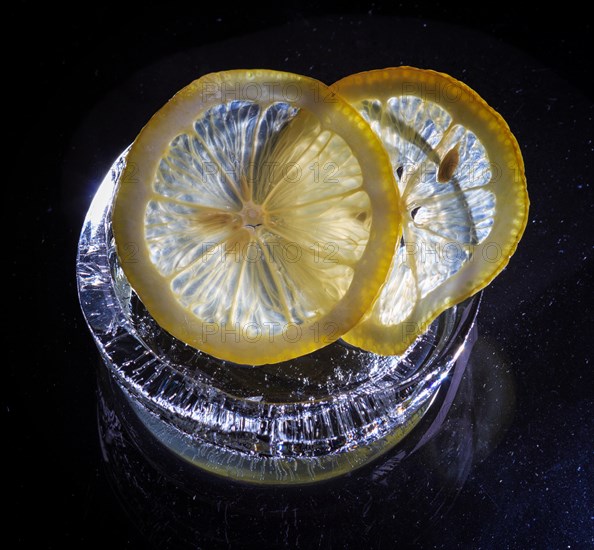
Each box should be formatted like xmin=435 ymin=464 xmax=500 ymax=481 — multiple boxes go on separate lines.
xmin=97 ymin=324 xmax=516 ymax=548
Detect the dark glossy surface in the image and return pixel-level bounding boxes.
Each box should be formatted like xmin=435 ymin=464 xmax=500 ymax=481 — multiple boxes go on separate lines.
xmin=13 ymin=6 xmax=593 ymax=549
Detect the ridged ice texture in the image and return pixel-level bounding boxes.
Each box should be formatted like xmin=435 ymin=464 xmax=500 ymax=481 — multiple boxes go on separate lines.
xmin=77 ymin=154 xmax=480 ymax=482
xmin=359 ymin=97 xmax=496 ymax=324
xmin=145 ymin=101 xmax=369 ymax=332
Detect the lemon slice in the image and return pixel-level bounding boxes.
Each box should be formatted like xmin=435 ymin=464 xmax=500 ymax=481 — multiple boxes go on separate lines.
xmin=332 ymin=67 xmax=529 ymax=355
xmin=113 ymin=69 xmax=400 ymax=365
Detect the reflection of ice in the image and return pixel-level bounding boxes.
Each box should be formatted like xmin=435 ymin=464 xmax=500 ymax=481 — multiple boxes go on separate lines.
xmin=79 ymin=151 xmax=481 ymax=485
xmin=96 ymin=325 xmax=517 ymax=548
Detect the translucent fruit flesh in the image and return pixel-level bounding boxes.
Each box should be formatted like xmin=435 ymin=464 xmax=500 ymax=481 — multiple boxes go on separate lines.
xmin=332 ymin=67 xmax=529 ymax=355
xmin=113 ymin=69 xmax=401 ymax=365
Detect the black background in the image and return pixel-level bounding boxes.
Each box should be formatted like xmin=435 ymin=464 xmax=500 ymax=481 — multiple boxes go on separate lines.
xmin=9 ymin=2 xmax=593 ymax=548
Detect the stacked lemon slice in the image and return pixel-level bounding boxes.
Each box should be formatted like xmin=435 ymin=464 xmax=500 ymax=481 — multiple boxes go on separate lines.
xmin=334 ymin=67 xmax=529 ymax=355
xmin=113 ymin=68 xmax=528 ymax=365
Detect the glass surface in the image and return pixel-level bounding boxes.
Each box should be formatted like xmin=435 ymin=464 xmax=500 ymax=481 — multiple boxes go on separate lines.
xmin=77 ymin=151 xmax=480 ymax=484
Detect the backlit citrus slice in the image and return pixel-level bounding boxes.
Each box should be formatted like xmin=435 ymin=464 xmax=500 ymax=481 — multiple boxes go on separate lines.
xmin=113 ymin=69 xmax=400 ymax=365
xmin=332 ymin=67 xmax=529 ymax=355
